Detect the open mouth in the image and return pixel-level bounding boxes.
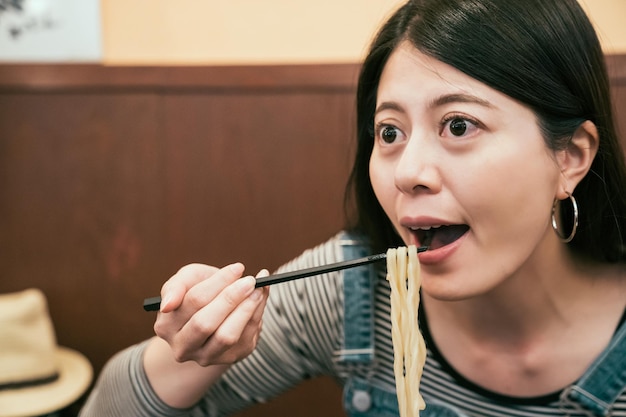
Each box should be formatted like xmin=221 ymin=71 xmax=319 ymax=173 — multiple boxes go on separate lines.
xmin=412 ymin=225 xmax=469 ymax=250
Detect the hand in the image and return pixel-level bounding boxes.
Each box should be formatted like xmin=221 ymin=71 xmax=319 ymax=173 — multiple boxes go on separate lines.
xmin=154 ymin=262 xmax=270 ymax=366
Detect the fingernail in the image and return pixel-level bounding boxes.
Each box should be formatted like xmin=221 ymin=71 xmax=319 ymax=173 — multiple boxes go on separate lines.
xmin=235 ymin=275 xmax=256 ymax=292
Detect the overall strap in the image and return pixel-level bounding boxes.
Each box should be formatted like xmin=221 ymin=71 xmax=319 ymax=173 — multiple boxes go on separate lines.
xmin=560 ymin=321 xmax=626 ymax=416
xmin=334 ymin=231 xmax=377 ymax=364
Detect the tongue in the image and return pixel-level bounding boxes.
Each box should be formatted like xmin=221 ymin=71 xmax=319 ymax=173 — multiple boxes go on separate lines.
xmin=427 ymin=225 xmax=469 ymax=250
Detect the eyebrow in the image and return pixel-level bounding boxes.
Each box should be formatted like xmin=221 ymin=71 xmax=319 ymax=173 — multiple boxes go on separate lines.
xmin=374 ymin=101 xmax=404 ymax=116
xmin=430 ymin=93 xmax=493 ymax=109
xmin=374 ymin=93 xmax=494 ymax=116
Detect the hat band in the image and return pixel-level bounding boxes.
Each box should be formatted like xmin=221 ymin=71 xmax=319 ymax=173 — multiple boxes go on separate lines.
xmin=0 ymin=372 xmax=60 ymax=391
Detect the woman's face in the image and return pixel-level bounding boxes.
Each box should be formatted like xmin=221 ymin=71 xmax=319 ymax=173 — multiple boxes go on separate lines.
xmin=370 ymin=42 xmax=563 ymax=300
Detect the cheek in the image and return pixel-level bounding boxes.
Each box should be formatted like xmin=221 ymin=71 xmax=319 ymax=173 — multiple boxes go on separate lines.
xmin=462 ymin=147 xmax=559 ymax=241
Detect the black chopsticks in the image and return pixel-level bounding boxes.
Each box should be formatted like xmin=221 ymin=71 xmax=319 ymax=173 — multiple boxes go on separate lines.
xmin=143 ymin=245 xmax=428 ymax=312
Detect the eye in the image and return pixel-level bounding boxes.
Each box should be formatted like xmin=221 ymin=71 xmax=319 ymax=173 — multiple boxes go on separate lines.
xmin=441 ymin=115 xmax=480 ymax=138
xmin=375 ymin=123 xmax=404 ymax=144
xmin=449 ymin=118 xmax=467 ymax=136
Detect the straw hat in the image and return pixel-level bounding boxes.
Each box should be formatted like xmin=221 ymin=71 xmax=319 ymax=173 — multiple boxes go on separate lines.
xmin=0 ymin=289 xmax=93 ymax=417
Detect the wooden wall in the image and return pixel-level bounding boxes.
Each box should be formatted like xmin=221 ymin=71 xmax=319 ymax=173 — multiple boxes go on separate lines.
xmin=0 ymin=55 xmax=624 ymax=416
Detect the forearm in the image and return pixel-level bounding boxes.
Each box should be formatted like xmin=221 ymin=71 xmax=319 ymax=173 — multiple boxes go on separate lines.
xmin=80 ymin=340 xmax=192 ymax=417
xmin=144 ymin=336 xmax=230 ymax=409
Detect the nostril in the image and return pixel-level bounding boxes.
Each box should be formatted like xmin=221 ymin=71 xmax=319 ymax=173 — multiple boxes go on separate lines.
xmin=394 ymin=163 xmax=441 ymax=195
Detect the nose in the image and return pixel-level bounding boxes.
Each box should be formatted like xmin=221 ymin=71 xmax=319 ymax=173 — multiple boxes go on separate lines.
xmin=394 ymin=133 xmax=441 ymax=194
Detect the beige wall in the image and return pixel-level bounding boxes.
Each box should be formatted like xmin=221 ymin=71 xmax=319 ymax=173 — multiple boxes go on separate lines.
xmin=579 ymin=0 xmax=626 ymax=54
xmin=101 ymin=0 xmax=626 ymax=65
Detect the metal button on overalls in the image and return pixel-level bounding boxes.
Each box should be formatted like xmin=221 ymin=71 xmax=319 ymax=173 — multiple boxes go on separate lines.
xmin=352 ymin=390 xmax=372 ymax=412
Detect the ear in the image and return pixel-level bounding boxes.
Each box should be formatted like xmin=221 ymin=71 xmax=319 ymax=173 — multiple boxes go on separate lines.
xmin=554 ymin=120 xmax=599 ymax=199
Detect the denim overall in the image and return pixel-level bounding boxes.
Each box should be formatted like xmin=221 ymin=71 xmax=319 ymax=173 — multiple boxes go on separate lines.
xmin=334 ymin=232 xmax=626 ymax=417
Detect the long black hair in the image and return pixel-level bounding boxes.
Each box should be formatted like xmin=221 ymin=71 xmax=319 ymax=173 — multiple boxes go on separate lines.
xmin=345 ymin=0 xmax=626 ymax=262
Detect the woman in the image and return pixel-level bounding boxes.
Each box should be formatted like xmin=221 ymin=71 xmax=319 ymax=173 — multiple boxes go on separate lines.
xmin=81 ymin=0 xmax=626 ymax=416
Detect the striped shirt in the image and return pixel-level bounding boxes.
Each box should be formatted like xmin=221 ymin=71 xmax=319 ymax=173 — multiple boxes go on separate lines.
xmin=80 ymin=232 xmax=626 ymax=417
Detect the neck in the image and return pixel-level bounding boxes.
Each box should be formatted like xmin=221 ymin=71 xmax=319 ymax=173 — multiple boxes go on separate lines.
xmin=421 ymin=237 xmax=626 ymax=397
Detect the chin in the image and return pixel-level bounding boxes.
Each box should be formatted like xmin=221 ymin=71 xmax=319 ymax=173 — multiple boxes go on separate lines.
xmin=421 ymin=279 xmax=467 ymax=302
xmin=421 ymin=271 xmax=491 ymax=302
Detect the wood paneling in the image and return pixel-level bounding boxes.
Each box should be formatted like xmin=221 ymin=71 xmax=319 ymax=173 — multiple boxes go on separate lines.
xmin=0 ymin=63 xmax=359 ymax=416
xmin=0 ymin=55 xmax=624 ymax=415
xmin=0 ymin=63 xmax=360 ymax=91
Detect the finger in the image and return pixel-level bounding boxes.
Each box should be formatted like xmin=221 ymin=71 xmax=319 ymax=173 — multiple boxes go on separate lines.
xmin=196 ymin=284 xmax=269 ymax=364
xmin=162 ymin=263 xmax=242 ymax=313
xmin=155 ymin=263 xmax=247 ymax=349
xmin=199 ymin=270 xmax=270 ymax=362
xmin=160 ymin=263 xmax=220 ymax=313
xmin=174 ymin=275 xmax=257 ymax=355
xmin=179 ymin=263 xmax=246 ymax=316
xmin=250 ymin=268 xmax=270 ymax=329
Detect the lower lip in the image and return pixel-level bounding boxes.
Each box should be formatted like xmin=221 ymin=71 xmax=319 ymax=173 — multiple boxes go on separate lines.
xmin=417 ymin=233 xmax=467 ymax=265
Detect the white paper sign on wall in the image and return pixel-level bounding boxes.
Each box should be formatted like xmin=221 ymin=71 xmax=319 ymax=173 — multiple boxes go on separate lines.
xmin=0 ymin=0 xmax=101 ymax=62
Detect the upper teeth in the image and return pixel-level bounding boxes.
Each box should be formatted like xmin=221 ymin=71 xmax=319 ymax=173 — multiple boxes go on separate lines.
xmin=410 ymin=225 xmax=443 ymax=231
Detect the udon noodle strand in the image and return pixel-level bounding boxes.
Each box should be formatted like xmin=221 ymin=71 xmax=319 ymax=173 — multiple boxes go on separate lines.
xmin=386 ymin=246 xmax=426 ymax=417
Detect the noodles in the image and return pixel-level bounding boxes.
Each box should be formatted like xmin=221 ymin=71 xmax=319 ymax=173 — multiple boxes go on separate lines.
xmin=386 ymin=246 xmax=426 ymax=417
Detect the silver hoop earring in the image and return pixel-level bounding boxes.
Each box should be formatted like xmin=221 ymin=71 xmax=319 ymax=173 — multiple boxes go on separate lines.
xmin=551 ymin=192 xmax=578 ymax=243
